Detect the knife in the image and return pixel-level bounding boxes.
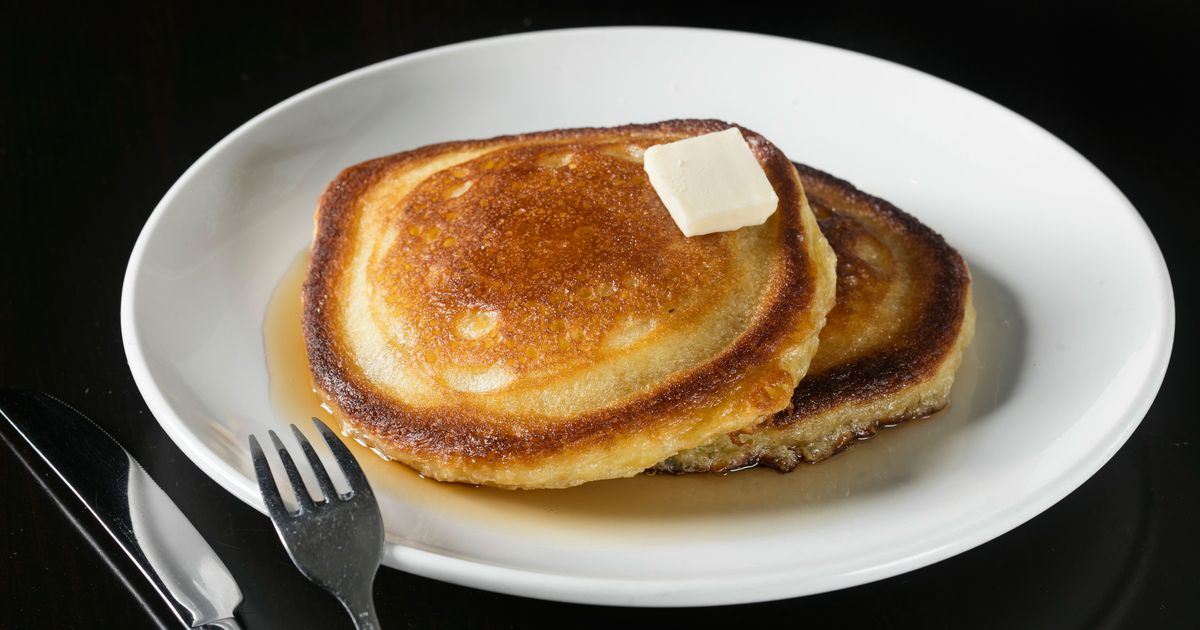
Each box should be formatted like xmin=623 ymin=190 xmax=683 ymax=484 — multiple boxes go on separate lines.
xmin=0 ymin=390 xmax=243 ymax=629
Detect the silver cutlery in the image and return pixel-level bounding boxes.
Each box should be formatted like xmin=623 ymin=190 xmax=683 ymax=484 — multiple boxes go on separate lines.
xmin=249 ymin=418 xmax=384 ymax=630
xmin=0 ymin=390 xmax=244 ymax=629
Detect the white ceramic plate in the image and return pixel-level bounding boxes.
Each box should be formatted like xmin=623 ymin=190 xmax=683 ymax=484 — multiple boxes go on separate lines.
xmin=121 ymin=27 xmax=1174 ymax=607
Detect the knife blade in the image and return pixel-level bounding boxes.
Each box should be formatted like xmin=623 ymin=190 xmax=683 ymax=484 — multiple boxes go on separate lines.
xmin=0 ymin=390 xmax=243 ymax=629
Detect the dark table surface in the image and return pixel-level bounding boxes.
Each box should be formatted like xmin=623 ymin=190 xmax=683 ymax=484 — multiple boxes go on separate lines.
xmin=2 ymin=2 xmax=1197 ymax=629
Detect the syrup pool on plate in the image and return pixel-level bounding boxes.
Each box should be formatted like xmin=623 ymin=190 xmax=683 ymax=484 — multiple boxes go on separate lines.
xmin=264 ymin=251 xmax=977 ymax=544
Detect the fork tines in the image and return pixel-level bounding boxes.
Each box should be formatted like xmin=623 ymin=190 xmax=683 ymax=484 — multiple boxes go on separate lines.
xmin=248 ymin=417 xmax=384 ymax=629
xmin=249 ymin=417 xmax=373 ymax=516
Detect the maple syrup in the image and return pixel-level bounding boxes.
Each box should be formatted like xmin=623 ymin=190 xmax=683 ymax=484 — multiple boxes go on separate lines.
xmin=262 ymin=251 xmax=956 ymax=541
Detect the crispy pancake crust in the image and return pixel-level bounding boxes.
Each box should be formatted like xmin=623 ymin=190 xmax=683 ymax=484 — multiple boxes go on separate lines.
xmin=655 ymin=163 xmax=976 ymax=473
xmin=304 ymin=121 xmax=837 ymax=488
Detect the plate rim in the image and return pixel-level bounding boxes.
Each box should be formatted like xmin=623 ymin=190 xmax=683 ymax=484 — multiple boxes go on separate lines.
xmin=120 ymin=25 xmax=1176 ymax=606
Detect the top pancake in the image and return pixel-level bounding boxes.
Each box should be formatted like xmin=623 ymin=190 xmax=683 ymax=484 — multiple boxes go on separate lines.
xmin=303 ymin=120 xmax=837 ymax=488
xmin=655 ymin=163 xmax=976 ymax=474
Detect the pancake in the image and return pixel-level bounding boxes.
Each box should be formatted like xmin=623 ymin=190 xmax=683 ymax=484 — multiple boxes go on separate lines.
xmin=303 ymin=120 xmax=838 ymax=489
xmin=655 ymin=163 xmax=976 ymax=473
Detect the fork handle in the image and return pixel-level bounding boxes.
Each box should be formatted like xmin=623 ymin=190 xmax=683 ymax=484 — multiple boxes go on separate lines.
xmin=199 ymin=619 xmax=242 ymax=630
xmin=339 ymin=588 xmax=380 ymax=630
xmin=350 ymin=606 xmax=380 ymax=630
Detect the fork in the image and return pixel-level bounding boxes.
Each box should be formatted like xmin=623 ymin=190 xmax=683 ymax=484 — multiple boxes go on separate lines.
xmin=249 ymin=418 xmax=384 ymax=630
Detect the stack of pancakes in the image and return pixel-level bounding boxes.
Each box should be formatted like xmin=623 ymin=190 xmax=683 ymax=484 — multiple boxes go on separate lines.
xmin=303 ymin=120 xmax=975 ymax=489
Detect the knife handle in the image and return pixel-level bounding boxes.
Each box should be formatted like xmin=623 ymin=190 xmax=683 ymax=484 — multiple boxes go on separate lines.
xmin=0 ymin=391 xmax=244 ymax=630
xmin=0 ymin=413 xmax=183 ymax=628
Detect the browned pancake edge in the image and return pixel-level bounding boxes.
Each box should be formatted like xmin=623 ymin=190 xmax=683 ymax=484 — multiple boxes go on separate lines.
xmin=654 ymin=162 xmax=975 ymax=474
xmin=302 ymin=120 xmax=837 ymax=487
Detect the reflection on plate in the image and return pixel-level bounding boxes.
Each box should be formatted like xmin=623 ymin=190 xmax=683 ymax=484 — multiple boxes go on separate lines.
xmin=120 ymin=27 xmax=1173 ymax=606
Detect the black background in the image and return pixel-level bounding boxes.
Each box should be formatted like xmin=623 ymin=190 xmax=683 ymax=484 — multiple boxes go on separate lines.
xmin=2 ymin=2 xmax=1197 ymax=628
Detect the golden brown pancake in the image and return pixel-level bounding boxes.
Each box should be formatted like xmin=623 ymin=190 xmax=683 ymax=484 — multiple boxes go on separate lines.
xmin=303 ymin=120 xmax=838 ymax=489
xmin=655 ymin=163 xmax=976 ymax=473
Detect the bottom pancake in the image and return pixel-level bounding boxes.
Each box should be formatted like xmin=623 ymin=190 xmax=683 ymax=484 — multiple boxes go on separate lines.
xmin=655 ymin=163 xmax=976 ymax=473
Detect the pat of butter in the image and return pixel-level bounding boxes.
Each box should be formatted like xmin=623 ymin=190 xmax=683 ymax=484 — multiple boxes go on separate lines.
xmin=643 ymin=127 xmax=779 ymax=237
